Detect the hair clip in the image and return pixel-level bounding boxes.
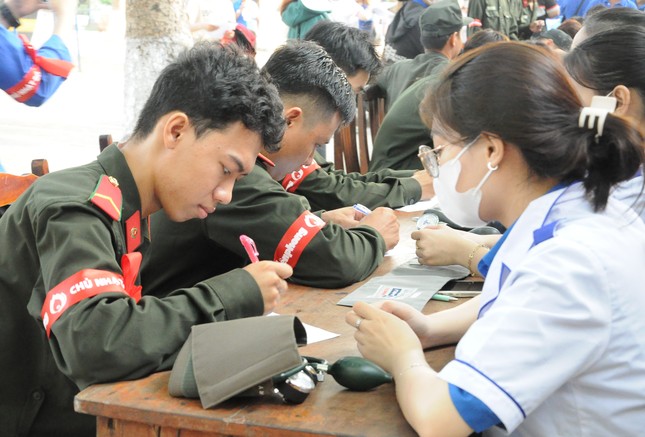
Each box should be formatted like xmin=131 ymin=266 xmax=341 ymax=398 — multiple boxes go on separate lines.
xmin=578 ymin=95 xmax=617 ymax=140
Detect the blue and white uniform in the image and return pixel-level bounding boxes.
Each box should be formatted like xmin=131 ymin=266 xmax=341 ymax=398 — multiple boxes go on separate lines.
xmin=439 ymin=182 xmax=645 ymax=436
xmin=613 ymin=170 xmax=644 ymax=223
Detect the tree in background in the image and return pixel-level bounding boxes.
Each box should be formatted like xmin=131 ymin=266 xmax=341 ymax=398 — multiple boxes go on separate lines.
xmin=124 ymin=0 xmax=192 ymax=133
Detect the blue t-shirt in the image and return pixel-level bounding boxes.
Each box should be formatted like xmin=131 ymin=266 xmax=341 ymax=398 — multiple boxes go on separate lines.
xmin=579 ymin=0 xmax=638 ymax=15
xmin=0 ymin=27 xmax=71 ymax=107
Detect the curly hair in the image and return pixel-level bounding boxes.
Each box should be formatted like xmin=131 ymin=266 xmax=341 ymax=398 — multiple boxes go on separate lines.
xmin=261 ymin=40 xmax=356 ymax=125
xmin=131 ymin=43 xmax=285 ymax=152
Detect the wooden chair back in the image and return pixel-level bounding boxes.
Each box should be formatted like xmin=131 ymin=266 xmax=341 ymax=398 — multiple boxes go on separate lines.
xmin=333 ymin=85 xmax=386 ymax=174
xmin=0 ymin=159 xmax=49 ymax=207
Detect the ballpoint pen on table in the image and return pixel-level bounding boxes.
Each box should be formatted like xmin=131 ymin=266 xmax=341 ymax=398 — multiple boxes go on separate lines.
xmin=430 ymin=293 xmax=458 ymax=302
xmin=239 ymin=234 xmax=259 ymax=263
xmin=353 ymin=203 xmax=372 ymax=215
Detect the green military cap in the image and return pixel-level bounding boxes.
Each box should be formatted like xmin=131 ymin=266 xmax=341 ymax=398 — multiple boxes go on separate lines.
xmin=419 ymin=0 xmax=474 ymax=38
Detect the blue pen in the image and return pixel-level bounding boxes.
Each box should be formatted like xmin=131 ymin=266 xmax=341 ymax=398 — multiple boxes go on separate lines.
xmin=353 ymin=203 xmax=372 ymax=215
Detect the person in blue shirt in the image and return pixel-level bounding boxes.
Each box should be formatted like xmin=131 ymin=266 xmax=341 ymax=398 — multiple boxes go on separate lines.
xmin=0 ymin=0 xmax=76 ymax=107
xmin=346 ymin=41 xmax=645 ymax=436
xmin=578 ymin=0 xmax=638 ymax=16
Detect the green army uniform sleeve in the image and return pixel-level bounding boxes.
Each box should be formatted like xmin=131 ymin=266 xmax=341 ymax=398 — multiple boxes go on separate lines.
xmin=205 ymin=163 xmax=387 ymax=288
xmin=369 ymin=75 xmax=438 ymax=172
xmin=285 ymin=155 xmax=422 ymax=210
xmin=314 ymin=151 xmax=416 ymax=181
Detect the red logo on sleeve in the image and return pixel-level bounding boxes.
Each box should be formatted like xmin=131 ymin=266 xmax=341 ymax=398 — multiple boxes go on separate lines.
xmin=40 ymin=253 xmax=143 ymax=337
xmin=274 ymin=211 xmax=325 ymax=268
xmin=281 ymin=162 xmax=321 ymax=192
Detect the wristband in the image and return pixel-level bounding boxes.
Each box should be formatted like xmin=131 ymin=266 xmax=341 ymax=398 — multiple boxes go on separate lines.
xmin=1 ymin=3 xmax=20 ymax=28
xmin=467 ymin=244 xmax=489 ymax=277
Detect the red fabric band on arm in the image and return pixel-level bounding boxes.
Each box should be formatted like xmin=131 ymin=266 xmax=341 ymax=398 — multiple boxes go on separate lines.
xmin=281 ymin=162 xmax=321 ymax=192
xmin=273 ymin=211 xmax=325 ymax=268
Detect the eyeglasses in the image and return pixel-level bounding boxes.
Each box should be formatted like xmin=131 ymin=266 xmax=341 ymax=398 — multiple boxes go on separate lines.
xmin=418 ymin=135 xmax=481 ymax=178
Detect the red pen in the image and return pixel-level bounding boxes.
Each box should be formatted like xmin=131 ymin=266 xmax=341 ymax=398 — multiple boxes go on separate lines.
xmin=239 ymin=234 xmax=260 ymax=263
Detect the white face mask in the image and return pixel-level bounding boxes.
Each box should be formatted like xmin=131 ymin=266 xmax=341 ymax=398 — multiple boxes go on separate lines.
xmin=432 ymin=140 xmax=497 ymax=228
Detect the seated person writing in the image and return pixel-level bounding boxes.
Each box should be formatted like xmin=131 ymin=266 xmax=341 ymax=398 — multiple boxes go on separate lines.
xmin=142 ymin=41 xmax=400 ymax=293
xmin=0 ymin=43 xmax=290 ymax=436
xmin=347 ymin=42 xmax=645 ymax=436
xmin=275 ymin=20 xmax=434 ymax=211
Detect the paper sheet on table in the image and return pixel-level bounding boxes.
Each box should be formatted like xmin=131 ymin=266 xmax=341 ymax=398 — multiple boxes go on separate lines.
xmin=269 ymin=312 xmax=339 ymax=344
xmin=385 ymin=239 xmax=416 ymax=258
xmin=337 ymin=259 xmax=469 ymax=311
xmin=396 ymin=197 xmax=440 ymax=212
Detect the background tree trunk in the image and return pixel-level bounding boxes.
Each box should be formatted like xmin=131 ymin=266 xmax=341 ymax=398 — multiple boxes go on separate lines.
xmin=123 ymin=0 xmax=193 ymax=134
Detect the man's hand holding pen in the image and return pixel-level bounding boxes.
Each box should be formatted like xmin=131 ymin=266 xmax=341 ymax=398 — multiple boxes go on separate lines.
xmin=240 ymin=235 xmax=292 ymax=314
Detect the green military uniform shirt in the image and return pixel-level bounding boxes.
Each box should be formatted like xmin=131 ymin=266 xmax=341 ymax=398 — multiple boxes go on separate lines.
xmin=467 ymin=0 xmax=519 ymax=40
xmin=374 ymin=51 xmax=449 ymax=110
xmin=142 ymin=158 xmax=387 ymax=293
xmin=277 ymin=151 xmax=421 ymax=211
xmin=369 ymin=74 xmax=440 ymax=172
xmin=0 ymin=145 xmax=264 ymax=436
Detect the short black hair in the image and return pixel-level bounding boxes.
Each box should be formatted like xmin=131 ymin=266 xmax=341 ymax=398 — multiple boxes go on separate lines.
xmin=304 ymin=21 xmax=382 ymax=78
xmin=420 ymin=33 xmax=451 ymax=51
xmin=131 ymin=43 xmax=285 ymax=152
xmin=261 ymin=40 xmax=356 ymax=125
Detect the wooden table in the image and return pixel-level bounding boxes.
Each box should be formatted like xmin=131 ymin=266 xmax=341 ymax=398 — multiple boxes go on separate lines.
xmin=75 ymin=212 xmax=475 ymax=436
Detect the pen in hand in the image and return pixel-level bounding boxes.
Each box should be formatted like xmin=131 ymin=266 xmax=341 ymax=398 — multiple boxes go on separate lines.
xmin=239 ymin=234 xmax=259 ymax=263
xmin=353 ymin=203 xmax=372 ymax=215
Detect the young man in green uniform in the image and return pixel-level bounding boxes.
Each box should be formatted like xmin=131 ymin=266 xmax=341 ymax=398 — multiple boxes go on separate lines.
xmin=374 ymin=0 xmax=473 ymax=111
xmin=142 ymin=40 xmax=401 ymax=295
xmin=281 ymin=20 xmax=434 ymax=211
xmin=369 ymin=74 xmax=437 ymax=172
xmin=0 ymin=43 xmax=290 ymax=436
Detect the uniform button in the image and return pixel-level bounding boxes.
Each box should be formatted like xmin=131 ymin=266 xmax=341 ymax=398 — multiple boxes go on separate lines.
xmin=408 ymin=198 xmax=415 ymax=205
xmin=32 ymin=391 xmax=43 ymax=401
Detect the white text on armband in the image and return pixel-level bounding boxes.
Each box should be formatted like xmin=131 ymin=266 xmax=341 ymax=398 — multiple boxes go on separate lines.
xmin=279 ymin=228 xmax=309 ymax=263
xmin=273 ymin=211 xmax=325 ymax=268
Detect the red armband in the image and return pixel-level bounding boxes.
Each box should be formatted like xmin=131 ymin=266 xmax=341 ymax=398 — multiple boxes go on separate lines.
xmin=281 ymin=162 xmax=320 ymax=192
xmin=6 ymin=35 xmax=74 ymax=103
xmin=41 ymin=253 xmax=143 ymax=337
xmin=273 ymin=211 xmax=325 ymax=268
xmin=6 ymin=65 xmax=41 ymax=103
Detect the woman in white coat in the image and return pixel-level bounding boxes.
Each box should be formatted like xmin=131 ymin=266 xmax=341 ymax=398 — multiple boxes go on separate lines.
xmin=346 ymin=42 xmax=645 ymax=437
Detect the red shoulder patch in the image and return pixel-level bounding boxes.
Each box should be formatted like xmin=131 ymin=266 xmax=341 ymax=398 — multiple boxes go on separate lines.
xmin=89 ymin=175 xmax=122 ymax=221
